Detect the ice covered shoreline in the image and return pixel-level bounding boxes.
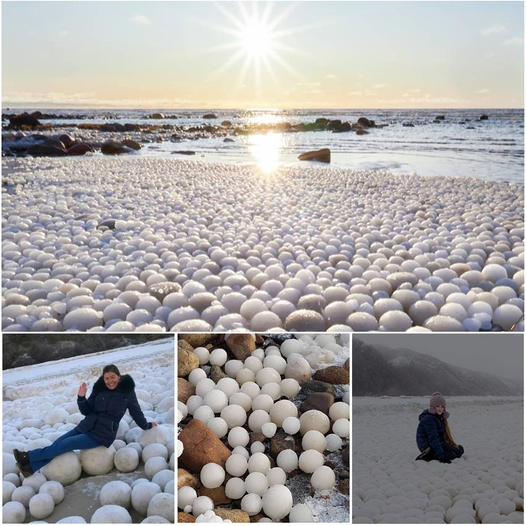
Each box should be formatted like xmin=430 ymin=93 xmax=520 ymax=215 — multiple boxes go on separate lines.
xmin=353 ymin=396 xmax=523 ymax=523
xmin=2 ymin=157 xmax=523 ymax=332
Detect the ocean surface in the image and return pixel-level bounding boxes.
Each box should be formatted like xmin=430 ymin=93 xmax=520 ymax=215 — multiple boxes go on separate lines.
xmin=5 ymin=108 xmax=524 ymax=183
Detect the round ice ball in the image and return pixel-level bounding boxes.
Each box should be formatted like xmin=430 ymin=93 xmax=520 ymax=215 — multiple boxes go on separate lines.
xmin=204 ymin=389 xmax=229 ymax=413
xmin=99 ymin=480 xmax=131 ymax=508
xmin=333 ymin=418 xmax=350 ymax=438
xmin=276 ymin=449 xmax=298 ymax=473
xmin=3 ymin=501 xmax=26 ymax=523
xmin=225 ymin=477 xmax=246 ymax=500
xmin=131 ymin=482 xmax=161 ymax=515
xmin=41 ymin=451 xmax=82 ymax=485
xmin=228 ymin=426 xmax=250 ymax=448
xmin=241 ymin=493 xmax=262 ymax=516
xmin=226 ymin=454 xmax=248 ymax=477
xmin=11 ymin=485 xmax=35 ymax=507
xmin=178 ymin=486 xmax=197 ymax=509
xmin=193 ymin=347 xmax=210 ymax=365
xmin=329 ymin=402 xmax=349 ymax=421
xmin=270 ymin=400 xmax=298 ymax=427
xmin=298 ymin=449 xmax=325 ymax=473
xmin=22 ymin=473 xmax=47 ymax=492
xmin=142 ymin=444 xmax=168 ymax=463
xmin=262 ymin=484 xmax=293 ymax=520
xmin=207 ymin=417 xmax=229 ymax=438
xmin=245 ymin=472 xmax=268 ymax=496
xmin=261 ymin=422 xmax=277 ymax=438
xmin=299 ymin=410 xmax=330 ymax=435
xmin=248 ymin=409 xmax=271 ymax=433
xmin=280 ymin=378 xmax=300 ymax=399
xmin=267 ymin=467 xmax=286 ymax=487
xmin=250 ymin=441 xmax=265 ymax=454
xmin=221 ymin=404 xmax=247 ymax=428
xmin=301 ymin=430 xmax=326 ymax=452
xmin=114 ymin=447 xmax=139 ymax=473
xmin=325 ymin=434 xmax=343 ymax=452
xmin=248 ymin=452 xmax=271 ymax=474
xmin=289 ymin=503 xmax=313 ymax=522
xmin=147 ymin=492 xmax=174 ymax=522
xmin=310 ymin=465 xmax=335 ymax=492
xmin=80 ymin=446 xmax=115 ymax=476
xmin=39 ymin=480 xmax=64 ymax=505
xmin=57 ymin=516 xmax=87 ymax=523
xmin=29 ymin=493 xmax=55 ymax=519
xmin=3 ymin=481 xmax=15 ymax=504
xmin=144 ymin=456 xmax=169 ymax=479
xmin=210 ymin=348 xmax=228 ymax=366
xmin=282 ymin=416 xmax=301 ymax=435
xmin=90 ymin=504 xmax=132 ymax=523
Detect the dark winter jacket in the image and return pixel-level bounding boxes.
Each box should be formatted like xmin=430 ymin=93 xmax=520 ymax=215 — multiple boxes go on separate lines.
xmin=416 ymin=409 xmax=446 ymax=460
xmin=76 ymin=374 xmax=152 ymax=447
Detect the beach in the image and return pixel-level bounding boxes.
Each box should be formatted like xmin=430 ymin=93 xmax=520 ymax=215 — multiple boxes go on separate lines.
xmin=2 ymin=156 xmax=523 ymax=332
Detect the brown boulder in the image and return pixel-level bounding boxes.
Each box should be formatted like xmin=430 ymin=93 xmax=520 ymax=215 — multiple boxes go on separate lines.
xmin=122 ymin=139 xmax=141 ymax=150
xmin=178 ymin=378 xmax=195 ymax=403
xmin=210 ymin=365 xmax=227 ymax=383
xmin=101 ymin=140 xmax=131 ymax=155
xmin=300 ymin=392 xmax=335 ymax=415
xmin=270 ymin=430 xmax=300 ymax=457
xmin=344 ymin=358 xmax=349 ymax=370
xmin=225 ymin=334 xmax=255 ymax=361
xmin=249 ymin=431 xmax=266 ymax=445
xmin=214 ymin=509 xmax=250 ymax=522
xmin=67 ymin=142 xmax=95 ymax=156
xmin=178 ymin=512 xmax=196 ymax=522
xmin=178 ymin=347 xmax=199 ymax=377
xmin=179 ymin=418 xmax=231 ymax=472
xmin=198 ymin=486 xmax=231 ymax=506
xmin=298 ymin=148 xmax=330 ymax=163
xmin=313 ymin=366 xmax=349 ymax=384
xmin=181 ymin=334 xmax=215 ymax=348
xmin=178 ymin=468 xmax=197 ymax=489
xmin=299 ymin=380 xmax=335 ymax=397
xmin=338 ymin=478 xmax=350 ymax=495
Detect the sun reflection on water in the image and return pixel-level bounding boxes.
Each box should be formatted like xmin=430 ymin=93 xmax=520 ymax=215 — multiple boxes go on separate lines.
xmin=248 ymin=132 xmax=282 ymax=174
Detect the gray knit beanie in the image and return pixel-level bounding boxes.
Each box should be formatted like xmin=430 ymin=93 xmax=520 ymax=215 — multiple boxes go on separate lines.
xmin=429 ymin=392 xmax=446 ymax=414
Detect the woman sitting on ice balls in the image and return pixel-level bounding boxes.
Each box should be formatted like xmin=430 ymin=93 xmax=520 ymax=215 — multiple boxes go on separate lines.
xmin=415 ymin=392 xmax=464 ymax=464
xmin=13 ymin=364 xmax=157 ymax=476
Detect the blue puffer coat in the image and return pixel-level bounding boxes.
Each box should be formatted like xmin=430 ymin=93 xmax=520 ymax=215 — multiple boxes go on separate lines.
xmin=76 ymin=374 xmax=152 ymax=447
xmin=416 ymin=409 xmax=446 ymax=460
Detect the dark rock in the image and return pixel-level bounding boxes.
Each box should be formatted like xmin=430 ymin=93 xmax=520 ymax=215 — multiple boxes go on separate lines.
xmin=479 ymin=114 xmax=489 ymax=121
xmin=337 ymin=478 xmax=349 ymax=495
xmin=8 ymin=113 xmax=41 ymax=128
xmin=210 ymin=365 xmax=227 ymax=383
xmin=101 ymin=140 xmax=132 ymax=155
xmin=97 ymin=219 xmax=116 ymax=230
xmin=249 ymin=431 xmax=266 ymax=445
xmin=99 ymin=122 xmax=126 ymax=132
xmin=355 ymin=126 xmax=369 ymax=135
xmin=357 ymin=117 xmax=375 ymax=127
xmin=271 ymin=430 xmax=300 ymax=457
xmin=203 ymin=113 xmax=217 ymax=119
xmin=300 ymin=392 xmax=335 ymax=415
xmin=122 ymin=139 xmax=141 ymax=150
xmin=221 ymin=120 xmax=232 ymax=127
xmin=223 ymin=138 xmax=234 ymax=142
xmin=315 ymin=117 xmax=330 ymax=126
xmin=26 ymin=142 xmax=67 ymax=157
xmin=435 ymin=115 xmax=445 ymax=120
xmin=150 ymin=113 xmax=165 ymax=119
xmin=58 ymin=134 xmax=75 ymax=149
xmin=342 ymin=445 xmax=349 ymax=467
xmin=402 ymin=122 xmax=415 ymax=127
xmin=299 ymin=380 xmax=335 ymax=397
xmin=124 ymin=123 xmax=141 ymax=131
xmin=313 ymin=366 xmax=349 ymax=384
xmin=67 ymin=142 xmax=95 ymax=156
xmin=298 ymin=148 xmax=330 ymax=163
xmin=170 ymin=134 xmax=181 ymax=142
xmin=172 ymin=150 xmax=195 ymax=155
xmin=331 ymin=121 xmax=352 ymax=133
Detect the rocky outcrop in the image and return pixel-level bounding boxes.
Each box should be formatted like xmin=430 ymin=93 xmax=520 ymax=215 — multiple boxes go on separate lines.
xmin=298 ymin=148 xmax=331 ymax=163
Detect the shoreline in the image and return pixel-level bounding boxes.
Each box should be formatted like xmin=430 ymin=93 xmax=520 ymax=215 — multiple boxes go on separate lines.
xmin=2 ymin=156 xmax=524 ymax=333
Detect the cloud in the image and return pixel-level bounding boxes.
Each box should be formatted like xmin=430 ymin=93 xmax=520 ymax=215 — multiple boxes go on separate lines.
xmin=373 ymin=83 xmax=387 ymax=89
xmin=502 ymin=37 xmax=523 ymax=46
xmin=482 ymin=25 xmax=507 ymax=36
xmin=476 ymin=88 xmax=490 ymax=94
xmin=130 ymin=14 xmax=151 ymax=25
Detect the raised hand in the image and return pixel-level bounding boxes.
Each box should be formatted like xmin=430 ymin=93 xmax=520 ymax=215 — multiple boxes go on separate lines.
xmin=78 ymin=382 xmax=87 ymax=397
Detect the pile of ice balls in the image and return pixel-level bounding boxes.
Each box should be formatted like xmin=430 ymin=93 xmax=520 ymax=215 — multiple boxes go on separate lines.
xmin=3 ymin=374 xmax=175 ymax=523
xmin=3 ymin=157 xmax=523 ymax=333
xmin=178 ymin=334 xmax=349 ymax=522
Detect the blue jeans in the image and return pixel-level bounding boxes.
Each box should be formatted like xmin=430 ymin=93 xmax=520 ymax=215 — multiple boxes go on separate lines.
xmin=28 ymin=428 xmax=100 ymax=472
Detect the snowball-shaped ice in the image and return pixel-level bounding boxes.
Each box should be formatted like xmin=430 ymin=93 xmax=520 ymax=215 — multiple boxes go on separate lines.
xmin=289 ymin=503 xmax=313 ymax=522
xmin=44 ymin=408 xmax=69 ymax=426
xmin=142 ymin=443 xmax=168 ymax=463
xmin=139 ymin=426 xmax=170 ymax=447
xmin=311 ymin=465 xmax=335 ymax=492
xmin=282 ymin=416 xmax=301 ymax=435
xmin=152 ymin=470 xmax=173 ymax=492
xmin=329 ymin=402 xmax=350 ymax=421
xmin=225 ymin=477 xmax=246 ymax=500
xmin=226 ymin=454 xmax=248 ymax=477
xmin=262 ymin=484 xmax=293 ymax=520
xmin=248 ymin=452 xmax=271 ymax=474
xmin=248 ymin=409 xmax=271 ymax=433
xmin=114 ymin=447 xmax=139 ymax=473
xmin=255 ymin=367 xmax=281 ymax=387
xmin=325 ymin=433 xmax=343 ymax=452
xmin=131 ymin=482 xmax=161 ymax=515
xmin=302 ymin=430 xmax=326 ymax=452
xmin=207 ymin=417 xmax=229 ymax=438
xmin=276 ymin=449 xmax=298 ymax=473
xmin=178 ymin=486 xmax=197 ymax=509
xmin=280 ymin=378 xmax=300 ymax=399
xmin=241 ymin=493 xmax=262 ymax=516
xmin=11 ymin=485 xmax=35 ymax=507
xmin=267 ymin=467 xmax=287 ymax=487
xmin=245 ymin=472 xmax=268 ymax=496
xmin=80 ymin=446 xmax=116 ymax=476
xmin=22 ymin=473 xmax=47 ymax=492
xmin=144 ymin=456 xmax=168 ymax=479
xmin=270 ymin=400 xmax=298 ymax=427
xmin=299 ymin=410 xmax=330 ymax=435
xmin=3 ymin=501 xmax=26 ymax=523
xmin=57 ymin=516 xmax=86 ymax=523
xmin=39 ymin=481 xmax=64 ymax=505
xmin=298 ymin=449 xmax=325 ymax=473
xmin=216 ymin=378 xmax=240 ymax=398
xmin=200 ymin=463 xmax=225 ymax=489
xmin=228 ymin=426 xmax=250 ymax=448
xmin=261 ymin=422 xmax=277 ymax=438
xmin=3 ymin=481 xmax=15 ymax=504
xmin=333 ymin=418 xmax=350 ymax=438
xmin=3 ymin=453 xmax=17 ymax=476
xmin=220 ymin=405 xmax=247 ymax=428
xmin=193 ymin=405 xmax=214 ymax=424
xmin=99 ymin=481 xmax=132 ymax=508
xmin=210 ymin=348 xmax=228 ymax=367
xmin=29 ymin=493 xmax=55 ymax=519
xmin=284 ymin=354 xmax=312 ymax=385
xmin=192 ymin=496 xmax=214 ymax=517
xmin=90 ymin=504 xmax=132 ymax=523
xmin=146 ymin=492 xmax=173 ymax=522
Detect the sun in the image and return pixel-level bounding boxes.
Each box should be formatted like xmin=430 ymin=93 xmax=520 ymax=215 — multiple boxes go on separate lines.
xmin=239 ymin=19 xmax=273 ymax=59
xmin=208 ymin=2 xmax=305 ymax=90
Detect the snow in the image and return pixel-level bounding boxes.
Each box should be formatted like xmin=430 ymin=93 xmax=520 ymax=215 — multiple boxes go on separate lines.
xmin=3 ymin=338 xmax=174 ymax=523
xmin=353 ymin=396 xmax=523 ymax=523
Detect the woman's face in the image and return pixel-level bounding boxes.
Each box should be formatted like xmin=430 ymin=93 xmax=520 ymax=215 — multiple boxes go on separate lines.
xmin=104 ymin=372 xmax=120 ymax=390
xmin=435 ymin=405 xmax=445 ymax=415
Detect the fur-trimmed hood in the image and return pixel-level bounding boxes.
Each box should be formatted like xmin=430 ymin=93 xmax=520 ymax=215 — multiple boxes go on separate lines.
xmin=92 ymin=374 xmax=135 ymax=394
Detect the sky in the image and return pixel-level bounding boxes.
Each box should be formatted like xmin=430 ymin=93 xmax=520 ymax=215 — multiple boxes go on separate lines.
xmin=2 ymin=1 xmax=524 ymax=109
xmin=355 ymin=334 xmax=524 ymax=382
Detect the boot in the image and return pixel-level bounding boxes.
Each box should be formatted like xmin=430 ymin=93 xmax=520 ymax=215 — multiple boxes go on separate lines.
xmin=17 ymin=461 xmax=33 ymax=478
xmin=415 ymin=447 xmax=435 ymax=462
